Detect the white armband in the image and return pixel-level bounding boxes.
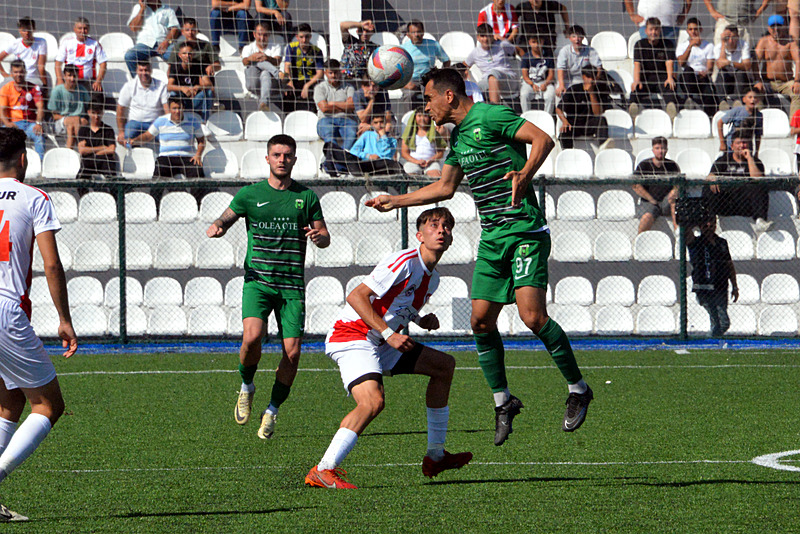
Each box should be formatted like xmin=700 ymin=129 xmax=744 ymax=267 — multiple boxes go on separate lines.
xmin=380 ymin=327 xmax=394 ymax=341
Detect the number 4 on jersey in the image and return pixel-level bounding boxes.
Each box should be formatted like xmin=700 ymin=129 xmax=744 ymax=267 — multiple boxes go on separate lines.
xmin=0 ymin=210 xmax=11 ymax=262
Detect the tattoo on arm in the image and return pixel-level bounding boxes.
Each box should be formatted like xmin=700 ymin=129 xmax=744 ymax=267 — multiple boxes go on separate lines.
xmin=214 ymin=208 xmax=239 ymax=231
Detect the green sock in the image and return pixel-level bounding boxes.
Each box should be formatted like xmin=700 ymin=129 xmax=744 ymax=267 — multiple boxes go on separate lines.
xmin=536 ymin=318 xmax=583 ymax=384
xmin=269 ymin=380 xmax=292 ymax=409
xmin=238 ymin=364 xmax=258 ymax=385
xmin=474 ymin=330 xmax=507 ymax=392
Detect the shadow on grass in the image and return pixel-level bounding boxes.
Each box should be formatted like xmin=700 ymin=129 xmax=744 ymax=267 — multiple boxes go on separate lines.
xmin=627 ymin=479 xmax=800 ymax=488
xmin=362 ymin=428 xmax=489 ymax=437
xmin=424 ymin=476 xmax=595 ymax=486
xmin=109 ymin=506 xmax=310 ymax=519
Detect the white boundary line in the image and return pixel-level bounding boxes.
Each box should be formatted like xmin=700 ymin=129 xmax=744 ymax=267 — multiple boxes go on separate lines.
xmin=751 ymin=450 xmax=800 ymax=472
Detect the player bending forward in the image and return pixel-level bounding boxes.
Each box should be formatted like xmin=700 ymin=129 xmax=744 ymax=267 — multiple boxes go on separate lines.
xmin=305 ymin=207 xmax=472 ymax=489
xmin=0 ymin=128 xmax=78 ymax=522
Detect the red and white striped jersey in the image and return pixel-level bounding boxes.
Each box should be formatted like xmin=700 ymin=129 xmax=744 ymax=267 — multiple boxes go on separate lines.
xmin=0 ymin=178 xmax=61 ymax=315
xmin=327 ymin=247 xmax=440 ymax=343
xmin=477 ymin=2 xmax=518 ymax=39
xmin=55 ymin=37 xmax=107 ymax=81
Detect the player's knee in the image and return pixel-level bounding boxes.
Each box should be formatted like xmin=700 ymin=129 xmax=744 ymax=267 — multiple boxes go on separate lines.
xmin=519 ymin=310 xmax=548 ymax=333
xmin=435 ymin=353 xmax=456 ymax=380
xmin=470 ymin=315 xmax=494 ymax=333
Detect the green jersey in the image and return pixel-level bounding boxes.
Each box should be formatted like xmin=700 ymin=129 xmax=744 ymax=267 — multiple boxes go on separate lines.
xmin=229 ymin=179 xmax=324 ymax=298
xmin=444 ymin=102 xmax=547 ymax=238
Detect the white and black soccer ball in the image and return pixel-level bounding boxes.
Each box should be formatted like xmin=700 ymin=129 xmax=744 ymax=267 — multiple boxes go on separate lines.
xmin=367 ymin=45 xmax=414 ymax=90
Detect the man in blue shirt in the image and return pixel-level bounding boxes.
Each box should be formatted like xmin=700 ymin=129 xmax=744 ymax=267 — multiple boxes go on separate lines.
xmin=400 ymin=20 xmax=450 ymax=114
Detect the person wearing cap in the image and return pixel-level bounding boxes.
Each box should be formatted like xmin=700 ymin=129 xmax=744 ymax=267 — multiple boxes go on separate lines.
xmin=555 ymin=24 xmax=602 ymax=96
xmin=704 ymin=0 xmax=771 ymax=47
xmin=755 ymin=14 xmax=800 ymax=117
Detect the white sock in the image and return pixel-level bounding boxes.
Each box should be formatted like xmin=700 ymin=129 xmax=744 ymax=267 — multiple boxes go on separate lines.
xmin=426 ymin=406 xmax=449 ymax=461
xmin=240 ymin=382 xmax=255 ymax=394
xmin=0 ymin=417 xmax=17 ymax=454
xmin=0 ymin=413 xmax=51 ymax=483
xmin=493 ymin=388 xmax=510 ymax=407
xmin=266 ymin=404 xmax=278 ymax=416
xmin=318 ymin=427 xmax=358 ymax=471
xmin=568 ymin=379 xmax=588 ymax=394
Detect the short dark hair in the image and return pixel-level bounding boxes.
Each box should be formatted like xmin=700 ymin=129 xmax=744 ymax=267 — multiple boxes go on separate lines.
xmin=9 ymin=60 xmax=25 ymax=72
xmin=297 ymin=23 xmax=312 ymax=34
xmin=63 ymin=64 xmax=80 ymax=77
xmin=526 ymin=33 xmax=541 ymax=42
xmin=725 ymin=25 xmax=739 ymax=35
xmin=183 ymin=17 xmax=198 ymax=28
xmin=268 ymin=134 xmax=297 ymax=153
xmin=179 ymin=42 xmax=195 ymax=51
xmin=17 ymin=17 xmax=35 ymax=30
xmin=408 ymin=20 xmax=425 ymax=32
xmin=651 ymin=136 xmax=668 ymax=147
xmin=86 ymin=97 xmax=104 ymax=112
xmin=416 ymin=207 xmax=455 ymax=231
xmin=167 ymin=97 xmax=184 ymax=108
xmin=477 ymin=23 xmax=493 ymax=36
xmin=324 ymin=58 xmax=340 ymax=70
xmin=686 ymin=17 xmax=701 ymax=26
xmin=254 ymin=21 xmax=270 ymax=32
xmin=0 ymin=128 xmax=28 ymax=173
xmin=580 ymin=66 xmax=595 ymax=78
xmin=746 ymin=86 xmax=762 ymax=99
xmin=565 ymin=25 xmax=585 ymax=36
xmin=645 ymin=17 xmax=662 ymax=28
xmin=135 ymin=61 xmax=152 ymax=70
xmin=421 ymin=67 xmax=467 ymax=98
xmin=731 ymin=129 xmax=750 ymax=141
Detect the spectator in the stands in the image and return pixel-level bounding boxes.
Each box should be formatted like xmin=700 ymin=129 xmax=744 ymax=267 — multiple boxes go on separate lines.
xmin=718 ymin=87 xmax=762 ymax=155
xmin=123 ymin=0 xmax=181 ymax=77
xmin=514 ymin=0 xmax=569 ymax=59
xmin=0 ymin=17 xmax=47 ymax=88
xmin=790 ymin=104 xmax=800 ymax=170
xmin=0 ymin=60 xmax=45 ymax=160
xmin=520 ymin=33 xmax=555 ymax=113
xmin=210 ymin=0 xmax=253 ymax=53
xmin=168 ymin=43 xmax=215 ymax=120
xmin=477 ymin=0 xmax=519 ymax=41
xmin=48 ymin=65 xmax=90 ymax=150
xmin=676 ymin=18 xmax=717 ymax=116
xmin=555 ymin=25 xmax=602 ymax=96
xmin=243 ymin=22 xmax=283 ymax=112
xmin=704 ymin=0 xmax=770 ymax=47
xmin=314 ymin=59 xmax=358 ymax=150
xmin=339 ymin=19 xmax=378 ymax=81
xmin=554 ymin=65 xmax=612 ymax=151
xmin=55 ymin=17 xmax=107 ymax=97
xmin=703 ymin=130 xmax=772 ymax=232
xmin=466 ymin=24 xmax=520 ymax=104
xmin=116 ymin=61 xmax=170 ymax=145
xmin=400 ymin=107 xmax=446 ymax=177
xmin=632 ymin=136 xmax=680 ymax=233
xmin=254 ymin=0 xmax=293 ymax=41
xmin=624 ymin=0 xmax=692 ymax=41
xmin=167 ymin=18 xmax=221 ymax=77
xmin=350 ymin=114 xmax=398 ymax=163
xmin=628 ymin=17 xmax=679 ymax=119
xmin=453 ymin=62 xmax=485 ymax=103
xmin=353 ymin=78 xmax=393 ymax=136
xmin=755 ymin=15 xmax=800 ymax=118
xmin=714 ymin=25 xmax=753 ymax=106
xmin=281 ymin=23 xmax=324 ymax=113
xmin=77 ymin=99 xmax=118 ymax=181
xmin=400 ymin=20 xmax=450 ymax=115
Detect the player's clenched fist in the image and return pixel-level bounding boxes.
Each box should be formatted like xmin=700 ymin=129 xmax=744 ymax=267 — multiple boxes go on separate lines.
xmin=206 ymin=223 xmax=225 ymax=238
xmin=365 ymin=195 xmax=395 ymax=212
xmin=416 ymin=313 xmax=440 ymax=331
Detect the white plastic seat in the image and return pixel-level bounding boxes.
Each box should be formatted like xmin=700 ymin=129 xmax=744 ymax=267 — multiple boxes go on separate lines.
xmin=556 ymin=191 xmax=595 ymax=220
xmin=595 ymin=276 xmax=635 ymax=306
xmin=594 ymin=148 xmax=633 ymax=179
xmin=593 ymin=231 xmax=633 ymax=261
xmin=227 ymin=307 xmax=243 ymax=336
xmin=674 ymin=148 xmax=712 ymax=177
xmin=33 ymin=240 xmax=72 ymax=273
xmin=719 ymin=230 xmax=754 ymax=260
xmin=636 ymin=306 xmax=676 ymax=335
xmin=72 ymin=305 xmax=107 ymax=337
xmin=306 ymin=304 xmax=342 ymax=335
xmin=25 ymin=148 xmax=41 ymax=179
xmin=78 ymin=192 xmax=117 ymax=223
xmin=293 ymin=148 xmax=318 ymax=180
xmin=345 ymin=275 xmax=367 ymax=297
xmin=72 ymin=241 xmax=112 ymax=272
xmin=439 ymin=234 xmax=473 ymax=265
xmin=428 ymin=276 xmax=469 ymax=307
xmin=768 ymin=190 xmax=798 ymax=217
xmin=143 ymin=277 xmax=183 ymax=308
xmin=187 ymin=305 xmax=227 ymax=336
xmin=552 ymin=231 xmax=592 ymax=262
xmin=536 ymin=151 xmax=555 ymax=177
xmin=320 ymin=191 xmax=357 ymax=223
xmin=759 ymin=148 xmax=793 ymax=175
xmin=154 ymin=238 xmax=193 ymax=270
xmin=124 ymin=192 xmax=157 ymax=223
xmin=628 ymin=32 xmax=643 ymax=59
xmin=591 ymin=31 xmax=627 ymax=61
xmin=758 ymin=305 xmax=798 ymax=335
xmin=607 ymin=69 xmax=633 ymax=98
xmin=50 ymin=191 xmax=78 ymax=223
xmin=120 ymin=147 xmax=155 ymax=180
xmin=195 ymin=239 xmax=235 ymax=269
xmin=104 ymin=277 xmax=144 ymax=308
xmin=244 ymin=111 xmax=282 ymax=141
xmin=595 ymin=305 xmax=634 ymax=335
xmin=310 ymin=32 xmax=328 ymax=59
xmin=369 ymin=32 xmax=401 ymax=46
xmin=761 ymin=273 xmax=800 ymax=304
xmin=439 ymin=31 xmax=475 ymax=63
xmin=202 ymin=148 xmax=239 ymax=179
xmin=306 ymin=276 xmax=344 ymax=307
xmin=672 ymin=110 xmax=711 ymax=138
xmin=108 ymin=306 xmax=148 ymax=336
xmin=537 ymin=191 xmax=556 ymax=219
xmin=551 ymin=305 xmax=592 ymax=335
xmin=440 ymin=192 xmax=477 ymax=222
xmin=29 ymin=277 xmax=50 ymax=305
xmin=727 ymin=305 xmax=757 ymax=336
xmin=214 ymin=69 xmax=248 ymax=99
xmin=147 ymin=305 xmax=187 ymax=335
xmin=354 ymin=236 xmax=393 ymax=267
xmin=638 ymin=275 xmax=677 ymax=306
xmin=199 ymin=192 xmax=234 ymax=223
xmin=283 ymin=111 xmax=320 ymax=142
xmin=756 ymin=230 xmax=795 ymax=260
xmin=315 ymin=236 xmax=353 ymax=267
xmin=102 ymin=68 xmax=131 ymax=99
xmin=67 ymin=276 xmax=104 ymax=306
xmin=359 ymin=192 xmax=398 ymax=223
xmin=184 ymin=277 xmax=224 ymax=308
xmin=31 ymin=305 xmax=60 ymax=338
xmin=596 ymin=190 xmax=635 ymax=220
xmin=521 ymin=110 xmax=555 ymax=137
xmin=603 ymin=109 xmax=634 ymax=139
xmin=159 ymin=192 xmax=198 ymax=223
xmin=99 ymin=32 xmax=135 ymax=61
xmin=223 ymin=276 xmax=245 ymax=308
xmin=33 ymin=31 xmax=57 ymax=58
xmin=761 ymin=108 xmax=791 ymax=138
xmin=42 ymin=148 xmax=81 ymax=179
xmin=554 ymin=148 xmax=593 ymax=179
xmin=120 ymin=240 xmax=152 ymax=271
xmin=554 ymin=276 xmax=594 ymax=306
xmin=0 ymin=32 xmax=16 ymax=51
xmin=634 ymin=109 xmax=673 ymax=138
xmin=634 ymin=231 xmax=673 ymax=261
xmin=205 ymin=111 xmax=243 ymax=141
xmin=240 ymin=148 xmax=269 ymax=180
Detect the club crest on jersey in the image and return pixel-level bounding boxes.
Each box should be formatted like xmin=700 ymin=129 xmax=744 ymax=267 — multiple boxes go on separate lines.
xmin=472 ymin=128 xmax=482 ymax=141
xmin=518 ymin=244 xmax=531 ymax=257
xmin=404 ymin=285 xmax=417 ymax=297
xmin=295 ymin=199 xmax=304 ymax=209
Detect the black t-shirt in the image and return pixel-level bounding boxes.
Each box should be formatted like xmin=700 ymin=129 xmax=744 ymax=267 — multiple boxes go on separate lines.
xmin=688 ymin=235 xmax=732 ymax=294
xmin=710 ymin=153 xmax=765 ymax=178
xmin=633 ymin=38 xmax=675 ymax=80
xmin=170 ymin=61 xmax=206 ymax=88
xmin=77 ymin=124 xmax=115 ymax=152
xmin=515 ymin=0 xmax=564 ymax=49
xmin=557 ymin=84 xmax=595 ymax=125
xmin=634 ymin=159 xmax=681 ymax=201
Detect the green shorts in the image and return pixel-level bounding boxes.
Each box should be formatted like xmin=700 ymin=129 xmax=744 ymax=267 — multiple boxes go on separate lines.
xmin=241 ymin=281 xmax=305 ymax=339
xmin=472 ymin=232 xmax=550 ymax=304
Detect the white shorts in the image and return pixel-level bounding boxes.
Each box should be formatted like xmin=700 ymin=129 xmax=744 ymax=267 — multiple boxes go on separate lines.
xmin=325 ymin=338 xmax=404 ymax=393
xmin=53 ymin=117 xmax=66 ymax=135
xmin=0 ymin=299 xmax=56 ymax=390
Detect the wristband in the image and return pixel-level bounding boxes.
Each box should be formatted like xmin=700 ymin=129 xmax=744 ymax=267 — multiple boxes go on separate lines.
xmin=380 ymin=327 xmax=394 ymax=340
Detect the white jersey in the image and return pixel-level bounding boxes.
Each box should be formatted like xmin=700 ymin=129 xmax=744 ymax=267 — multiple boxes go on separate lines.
xmin=55 ymin=36 xmax=107 ymax=81
xmin=0 ymin=178 xmax=61 ymax=316
xmin=327 ymin=247 xmax=439 ymax=344
xmin=4 ymin=38 xmax=47 ymax=80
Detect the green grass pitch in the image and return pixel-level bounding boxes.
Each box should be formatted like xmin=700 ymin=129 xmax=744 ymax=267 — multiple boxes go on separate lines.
xmin=2 ymin=348 xmax=799 ymax=533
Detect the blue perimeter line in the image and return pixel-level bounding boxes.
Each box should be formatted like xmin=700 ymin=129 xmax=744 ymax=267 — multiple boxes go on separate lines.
xmin=44 ymin=338 xmax=800 ymax=355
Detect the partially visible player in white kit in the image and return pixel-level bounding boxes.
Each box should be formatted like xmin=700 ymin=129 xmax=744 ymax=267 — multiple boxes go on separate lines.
xmin=305 ymin=207 xmax=472 ymax=489
xmin=0 ymin=128 xmax=78 ymax=522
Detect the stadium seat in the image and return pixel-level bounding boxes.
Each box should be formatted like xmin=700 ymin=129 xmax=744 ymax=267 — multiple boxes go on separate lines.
xmin=759 ymin=148 xmax=794 ymax=176
xmin=634 ymin=231 xmax=672 ymax=261
xmin=195 ymin=239 xmax=235 ymax=269
xmin=78 ymin=192 xmax=117 ymax=223
xmin=736 ymin=274 xmax=761 ymax=304
xmin=224 ymin=276 xmax=244 ymax=308
xmin=199 ymin=192 xmax=234 ymax=223
xmin=119 ymin=240 xmax=152 ymax=271
xmin=72 ymin=241 xmax=112 ymax=272
xmin=636 ymin=306 xmax=676 ymax=335
xmin=108 ymin=306 xmax=148 ymax=336
xmin=121 ymin=147 xmax=155 ymax=180
xmin=31 ymin=305 xmax=60 ymax=338
xmin=154 ymin=238 xmax=193 ymax=270
xmin=283 ymin=111 xmax=320 ymax=142
xmin=206 ymin=111 xmax=244 ymax=141
xmin=440 ymin=192 xmax=477 ymax=222
xmin=50 ymin=191 xmax=78 ymax=223
xmin=674 ymin=148 xmax=712 ymax=177
xmin=756 ymin=230 xmax=795 ymax=260
xmin=25 ymin=148 xmax=41 ymax=179
xmin=596 ymin=190 xmax=635 ymax=220
xmin=240 ymin=148 xmax=269 ymax=180
xmin=306 ymin=304 xmax=342 ymax=335
xmin=227 ymin=307 xmax=243 ymax=336
xmin=72 ymin=305 xmax=107 ymax=337
xmin=634 ymin=109 xmax=672 ymax=138
xmin=104 ymin=277 xmax=144 ymax=308
xmin=354 ymin=236 xmax=393 ymax=267
xmin=439 ymin=31 xmax=475 ymax=63
xmin=594 ymin=148 xmax=633 ymax=179
xmin=244 ymin=111 xmax=282 ymax=141
xmin=719 ymin=230 xmax=755 ymax=260
xmin=536 ymin=191 xmax=556 ymax=219
xmin=345 ymin=275 xmax=367 ymax=297
xmin=184 ymin=277 xmax=224 ymax=308
xmin=727 ymin=305 xmax=757 ymax=336
xmin=143 ymin=277 xmax=183 ymax=308
xmin=147 ymin=305 xmax=187 ymax=335
xmin=320 ymin=191 xmax=357 ymax=223
xmin=606 ymin=69 xmax=633 ymax=98
xmin=638 ymin=275 xmax=677 ymax=306
xmin=67 ymin=276 xmax=104 ymax=306
xmin=672 ymin=109 xmax=711 ymax=138
xmin=603 ymin=109 xmax=634 ymax=138
xmin=218 ymin=34 xmax=240 ymax=57
xmin=551 ymin=305 xmax=592 ymax=335
xmin=761 ymin=108 xmax=791 ymax=138
xmin=306 ymin=276 xmax=345 ymax=307
xmin=310 ymin=32 xmax=328 ymax=59
xmin=767 ymin=190 xmax=798 ymax=218
xmin=554 ymin=276 xmax=594 ymax=306
xmin=202 ymin=148 xmax=239 ymax=179
xmin=556 ymin=191 xmax=595 ymax=220
xmin=33 ymin=240 xmax=72 ymax=273
xmin=369 ymin=31 xmax=401 ymax=46
xmin=591 ymin=31 xmax=627 ymax=61
xmin=316 ymin=236 xmax=354 ymax=267
xmin=159 ymin=192 xmax=198 ymax=223
xmin=29 ymin=277 xmax=50 ymax=305
xmin=42 ymin=148 xmax=81 ymax=179
xmin=439 ymin=234 xmax=474 ymax=265
xmin=594 ymin=305 xmax=634 ymax=335
xmin=522 ymin=110 xmax=556 ymax=137
xmin=33 ymin=31 xmax=57 ymax=57
xmin=552 ymin=231 xmax=592 ymax=262
xmin=102 ymin=67 xmax=131 ymax=99
xmin=0 ymin=32 xmax=15 ymax=51
xmin=214 ymin=69 xmax=248 ymax=99
xmin=758 ymin=305 xmax=798 ymax=335
xmin=124 ymin=192 xmax=157 ymax=223
xmin=554 ymin=148 xmax=593 ymax=179
xmin=428 ymin=276 xmax=469 ymax=307
xmin=595 ymin=275 xmax=636 ymax=306
xmin=761 ymin=273 xmax=800 ymax=304
xmin=99 ymin=32 xmax=135 ymax=61
xmin=627 ymin=31 xmax=642 ymax=58
xmin=359 ymin=192 xmax=398 ymax=223
xmin=187 ymin=305 xmax=227 ymax=336
xmin=593 ymin=231 xmax=633 ymax=261
xmin=293 ymin=148 xmax=318 ymax=180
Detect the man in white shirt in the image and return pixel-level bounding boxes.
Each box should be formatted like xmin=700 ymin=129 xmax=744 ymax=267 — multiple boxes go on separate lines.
xmin=714 ymin=25 xmax=753 ymax=104
xmin=116 ymin=61 xmax=170 ymax=145
xmin=676 ymin=18 xmax=718 ymax=115
xmin=0 ymin=127 xmax=78 ymax=523
xmin=0 ymin=17 xmax=47 ymax=88
xmin=54 ymin=17 xmax=107 ymax=94
xmin=466 ymin=24 xmax=521 ymax=104
xmin=242 ymin=22 xmax=284 ymax=111
xmin=123 ymin=0 xmax=181 ymax=76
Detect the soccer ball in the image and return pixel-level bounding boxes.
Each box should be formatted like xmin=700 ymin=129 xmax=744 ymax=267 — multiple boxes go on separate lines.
xmin=367 ymin=45 xmax=414 ymax=90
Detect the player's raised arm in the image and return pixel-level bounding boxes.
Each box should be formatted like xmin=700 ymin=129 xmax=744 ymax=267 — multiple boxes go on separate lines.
xmin=346 ymin=283 xmax=415 ymax=352
xmin=304 ymin=218 xmax=330 ymax=248
xmin=36 ymin=230 xmax=78 ymax=358
xmin=504 ymin=121 xmax=555 ymax=207
xmin=365 ymin=163 xmax=465 ymax=212
xmin=206 ymin=207 xmax=239 ymax=238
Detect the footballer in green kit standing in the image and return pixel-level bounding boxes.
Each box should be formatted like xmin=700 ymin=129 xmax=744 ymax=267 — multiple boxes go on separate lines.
xmin=367 ymin=68 xmax=593 ymax=446
xmin=206 ymin=134 xmax=330 ymax=440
